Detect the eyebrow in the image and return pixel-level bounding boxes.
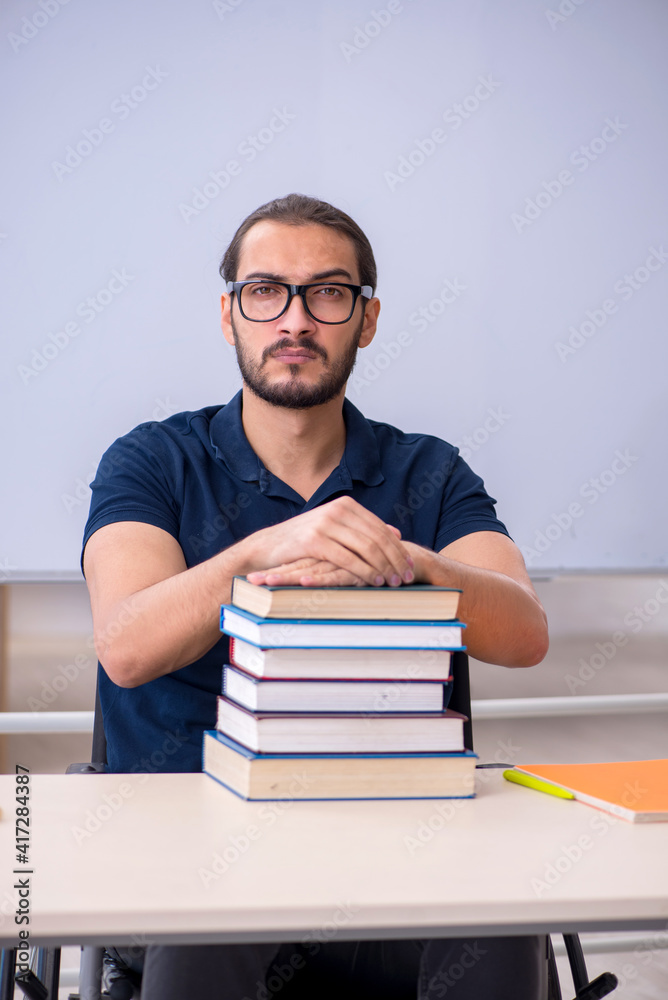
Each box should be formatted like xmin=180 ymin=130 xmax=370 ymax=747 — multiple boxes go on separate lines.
xmin=241 ymin=269 xmax=355 ymax=283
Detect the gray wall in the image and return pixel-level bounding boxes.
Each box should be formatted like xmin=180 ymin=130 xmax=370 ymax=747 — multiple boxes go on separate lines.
xmin=2 ymin=0 xmax=667 ymax=577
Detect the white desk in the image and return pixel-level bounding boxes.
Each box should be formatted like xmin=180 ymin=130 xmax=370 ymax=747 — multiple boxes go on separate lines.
xmin=1 ymin=772 xmax=667 ymax=948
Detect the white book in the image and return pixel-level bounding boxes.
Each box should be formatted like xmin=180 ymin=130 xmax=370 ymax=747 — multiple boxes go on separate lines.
xmin=223 ymin=664 xmax=448 ymax=713
xmin=216 ymin=695 xmax=466 ymax=754
xmin=229 ymin=637 xmax=454 ymax=681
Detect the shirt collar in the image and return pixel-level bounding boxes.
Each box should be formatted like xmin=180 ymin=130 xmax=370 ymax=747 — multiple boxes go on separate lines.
xmin=208 ymin=390 xmax=384 ymax=489
xmin=340 ymin=397 xmax=384 ymax=487
xmin=209 ymin=390 xmax=262 ymax=482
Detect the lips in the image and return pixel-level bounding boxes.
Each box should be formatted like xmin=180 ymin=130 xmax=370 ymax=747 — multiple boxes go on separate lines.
xmin=263 ymin=338 xmax=327 ymax=364
xmin=271 ymin=349 xmax=319 ymax=363
xmin=274 ymin=349 xmax=316 ymax=357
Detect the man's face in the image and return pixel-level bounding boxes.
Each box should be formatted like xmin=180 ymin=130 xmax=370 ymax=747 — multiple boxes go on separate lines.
xmin=221 ymin=221 xmax=379 ymax=409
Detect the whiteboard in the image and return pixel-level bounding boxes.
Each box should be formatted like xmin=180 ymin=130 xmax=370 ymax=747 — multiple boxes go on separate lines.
xmin=1 ymin=0 xmax=667 ymax=579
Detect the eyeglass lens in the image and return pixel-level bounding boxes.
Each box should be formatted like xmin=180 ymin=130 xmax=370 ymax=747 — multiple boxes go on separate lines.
xmin=240 ymin=283 xmax=355 ymax=322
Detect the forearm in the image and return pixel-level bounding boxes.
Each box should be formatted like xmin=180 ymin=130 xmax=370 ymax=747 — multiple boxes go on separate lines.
xmin=96 ymin=532 xmax=265 ymax=687
xmin=413 ymin=547 xmax=549 ymax=667
xmin=91 ymin=498 xmax=414 ymax=687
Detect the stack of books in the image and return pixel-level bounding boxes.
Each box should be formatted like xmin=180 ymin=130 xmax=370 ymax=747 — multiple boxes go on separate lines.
xmin=202 ymin=578 xmax=476 ymax=800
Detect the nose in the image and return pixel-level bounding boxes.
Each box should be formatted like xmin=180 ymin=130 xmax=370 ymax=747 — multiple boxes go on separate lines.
xmin=277 ymin=291 xmax=318 ymax=336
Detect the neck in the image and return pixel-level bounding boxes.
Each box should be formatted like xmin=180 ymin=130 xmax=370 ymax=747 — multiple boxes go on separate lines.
xmin=239 ymin=387 xmax=347 ymax=498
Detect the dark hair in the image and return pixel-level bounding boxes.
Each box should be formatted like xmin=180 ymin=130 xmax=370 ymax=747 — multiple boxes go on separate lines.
xmin=219 ymin=193 xmax=377 ymax=293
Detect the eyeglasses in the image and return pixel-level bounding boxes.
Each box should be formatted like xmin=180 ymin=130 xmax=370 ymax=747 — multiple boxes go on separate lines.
xmin=226 ymin=280 xmax=373 ymax=324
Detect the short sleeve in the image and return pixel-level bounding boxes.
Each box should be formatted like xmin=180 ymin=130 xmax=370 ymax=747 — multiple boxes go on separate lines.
xmin=81 ymin=423 xmax=182 ymax=571
xmin=434 ymin=451 xmax=510 ymax=551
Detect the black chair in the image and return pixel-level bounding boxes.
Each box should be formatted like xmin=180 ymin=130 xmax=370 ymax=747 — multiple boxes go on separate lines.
xmin=4 ymin=654 xmax=618 ymax=1000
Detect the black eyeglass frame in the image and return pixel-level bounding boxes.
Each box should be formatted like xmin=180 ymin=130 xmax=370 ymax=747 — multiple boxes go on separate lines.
xmin=226 ymin=280 xmax=374 ymax=324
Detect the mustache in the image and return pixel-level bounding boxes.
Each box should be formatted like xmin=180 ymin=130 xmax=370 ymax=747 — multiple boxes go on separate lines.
xmin=262 ymin=338 xmax=328 ymax=363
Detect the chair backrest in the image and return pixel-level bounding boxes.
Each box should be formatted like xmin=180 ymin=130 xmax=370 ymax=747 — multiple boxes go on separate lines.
xmin=91 ymin=671 xmax=108 ymax=766
xmin=448 ymin=650 xmax=474 ymax=752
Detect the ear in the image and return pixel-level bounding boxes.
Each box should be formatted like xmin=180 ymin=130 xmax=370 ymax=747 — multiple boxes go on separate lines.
xmin=221 ymin=293 xmax=235 ymax=347
xmin=357 ymin=296 xmax=380 ymax=349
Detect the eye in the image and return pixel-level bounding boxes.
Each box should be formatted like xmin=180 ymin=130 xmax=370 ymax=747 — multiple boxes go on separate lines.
xmin=314 ymin=285 xmax=343 ymax=298
xmin=249 ymin=283 xmax=281 ymax=297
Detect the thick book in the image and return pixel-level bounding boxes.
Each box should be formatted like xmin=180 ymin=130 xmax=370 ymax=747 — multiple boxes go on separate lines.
xmin=221 ymin=605 xmax=465 ymax=650
xmin=216 ymin=695 xmax=466 ymax=753
xmin=512 ymin=760 xmax=668 ymax=823
xmin=231 ymin=576 xmax=461 ymax=621
xmin=203 ymin=730 xmax=477 ymax=801
xmin=229 ymin=636 xmax=455 ymax=681
xmin=223 ymin=664 xmax=448 ymax=713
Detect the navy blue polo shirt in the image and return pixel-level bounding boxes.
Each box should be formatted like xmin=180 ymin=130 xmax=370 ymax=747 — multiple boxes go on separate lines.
xmin=82 ymin=391 xmax=509 ymax=774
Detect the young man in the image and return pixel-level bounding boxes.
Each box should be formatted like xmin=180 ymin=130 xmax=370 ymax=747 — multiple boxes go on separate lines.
xmin=82 ymin=194 xmax=549 ymax=999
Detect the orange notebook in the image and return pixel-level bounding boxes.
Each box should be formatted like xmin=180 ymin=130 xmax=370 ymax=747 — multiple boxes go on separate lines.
xmin=512 ymin=760 xmax=668 ymax=823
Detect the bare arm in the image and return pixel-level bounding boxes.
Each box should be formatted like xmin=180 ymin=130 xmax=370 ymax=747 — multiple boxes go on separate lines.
xmin=83 ymin=497 xmax=414 ymax=688
xmin=407 ymin=532 xmax=549 ymax=667
xmin=248 ymin=531 xmax=549 ymax=668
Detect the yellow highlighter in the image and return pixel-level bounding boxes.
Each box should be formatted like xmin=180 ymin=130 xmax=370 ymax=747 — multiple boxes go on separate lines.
xmin=503 ymin=769 xmax=575 ymax=800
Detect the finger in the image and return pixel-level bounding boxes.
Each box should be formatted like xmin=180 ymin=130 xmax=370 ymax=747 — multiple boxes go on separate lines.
xmin=299 ymin=568 xmax=366 ymax=587
xmin=314 ymin=508 xmax=414 ymax=585
xmin=250 ymin=558 xmax=366 ymax=589
xmin=333 ymin=504 xmax=414 ymax=582
xmin=262 ymin=563 xmax=358 ymax=587
xmin=247 ymin=558 xmax=318 ymax=585
xmin=300 ymin=499 xmax=409 ymax=583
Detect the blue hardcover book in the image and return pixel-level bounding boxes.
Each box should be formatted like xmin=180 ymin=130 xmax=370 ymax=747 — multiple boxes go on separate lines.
xmin=202 ymin=730 xmax=477 ymax=801
xmin=220 ymin=604 xmax=466 ymax=650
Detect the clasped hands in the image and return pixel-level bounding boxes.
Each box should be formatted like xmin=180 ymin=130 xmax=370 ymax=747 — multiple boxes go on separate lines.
xmin=245 ymin=496 xmax=422 ymax=589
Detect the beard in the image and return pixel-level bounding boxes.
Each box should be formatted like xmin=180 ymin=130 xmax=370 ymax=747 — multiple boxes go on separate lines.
xmin=231 ymin=313 xmax=363 ymax=409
